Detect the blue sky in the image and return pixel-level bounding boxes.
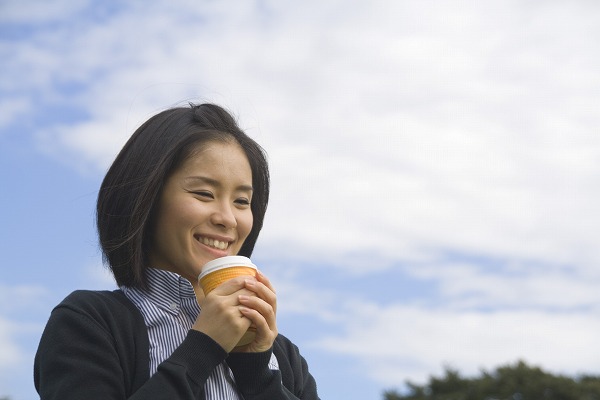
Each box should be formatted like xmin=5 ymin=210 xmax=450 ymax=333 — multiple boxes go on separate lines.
xmin=2 ymin=1 xmax=600 ymax=399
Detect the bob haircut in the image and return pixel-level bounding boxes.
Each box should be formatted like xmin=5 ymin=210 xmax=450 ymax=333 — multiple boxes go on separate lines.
xmin=97 ymin=103 xmax=270 ymax=289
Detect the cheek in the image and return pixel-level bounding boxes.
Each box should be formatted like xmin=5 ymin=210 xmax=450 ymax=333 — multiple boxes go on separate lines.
xmin=158 ymin=199 xmax=199 ymax=232
xmin=240 ymin=210 xmax=254 ymax=240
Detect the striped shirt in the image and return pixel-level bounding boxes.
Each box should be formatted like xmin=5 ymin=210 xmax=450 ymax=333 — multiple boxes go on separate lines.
xmin=122 ymin=268 xmax=278 ymax=399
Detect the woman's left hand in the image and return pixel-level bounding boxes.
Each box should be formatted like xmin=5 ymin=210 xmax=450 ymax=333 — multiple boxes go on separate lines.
xmin=231 ymin=270 xmax=278 ymax=353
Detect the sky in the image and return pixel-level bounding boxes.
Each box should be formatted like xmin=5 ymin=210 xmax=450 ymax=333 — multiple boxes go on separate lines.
xmin=1 ymin=0 xmax=600 ymax=399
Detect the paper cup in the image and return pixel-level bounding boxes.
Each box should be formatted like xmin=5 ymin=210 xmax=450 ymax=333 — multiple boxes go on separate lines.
xmin=198 ymin=256 xmax=258 ymax=346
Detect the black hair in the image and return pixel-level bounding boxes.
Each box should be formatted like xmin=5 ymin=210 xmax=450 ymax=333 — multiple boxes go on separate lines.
xmin=96 ymin=103 xmax=269 ymax=288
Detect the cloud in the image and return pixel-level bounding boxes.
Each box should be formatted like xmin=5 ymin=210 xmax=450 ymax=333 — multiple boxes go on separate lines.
xmin=316 ymin=301 xmax=600 ymax=387
xmin=0 ymin=97 xmax=30 ymax=130
xmin=0 ymin=283 xmax=54 ymax=399
xmin=0 ymin=0 xmax=90 ymax=24
xmin=0 ymin=316 xmax=22 ymax=367
xmin=0 ymin=284 xmax=49 ymax=314
xmin=271 ymin=260 xmax=600 ymax=388
xmin=0 ymin=284 xmax=48 ymax=368
xmin=408 ymin=261 xmax=600 ymax=311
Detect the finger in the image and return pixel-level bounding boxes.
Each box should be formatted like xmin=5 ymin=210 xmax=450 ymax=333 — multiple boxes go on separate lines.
xmin=210 ymin=275 xmax=257 ymax=296
xmin=243 ymin=276 xmax=277 ymax=314
xmin=193 ymin=297 xmax=252 ymax=353
xmin=256 ymin=270 xmax=276 ymax=293
xmin=238 ymin=306 xmax=278 ymax=352
xmin=238 ymin=294 xmax=276 ymax=329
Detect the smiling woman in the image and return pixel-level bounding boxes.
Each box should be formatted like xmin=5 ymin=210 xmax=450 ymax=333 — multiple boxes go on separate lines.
xmin=96 ymin=104 xmax=270 ymax=291
xmin=33 ymin=103 xmax=320 ymax=400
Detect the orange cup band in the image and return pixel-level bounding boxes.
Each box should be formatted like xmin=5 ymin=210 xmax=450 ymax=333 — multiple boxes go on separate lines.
xmin=199 ymin=266 xmax=257 ymax=294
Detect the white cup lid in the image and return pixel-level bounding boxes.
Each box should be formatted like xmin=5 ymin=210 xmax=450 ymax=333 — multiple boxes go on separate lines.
xmin=199 ymin=256 xmax=256 ymax=279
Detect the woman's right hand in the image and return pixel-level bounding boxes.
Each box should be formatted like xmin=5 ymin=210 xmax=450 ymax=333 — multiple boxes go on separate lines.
xmin=192 ymin=276 xmax=256 ymax=353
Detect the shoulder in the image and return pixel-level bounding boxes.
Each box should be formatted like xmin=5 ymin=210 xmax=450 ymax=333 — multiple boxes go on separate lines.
xmin=273 ymin=333 xmax=300 ymax=355
xmin=46 ymin=289 xmax=147 ymax=352
xmin=60 ymin=289 xmax=131 ymax=309
xmin=36 ymin=290 xmax=152 ymax=395
xmin=273 ymin=334 xmax=320 ymax=397
xmin=56 ymin=289 xmax=143 ymax=326
xmin=62 ymin=288 xmax=126 ymax=304
xmin=273 ymin=333 xmax=308 ymax=372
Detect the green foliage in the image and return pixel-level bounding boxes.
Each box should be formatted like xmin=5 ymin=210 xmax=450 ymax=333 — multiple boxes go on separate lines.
xmin=384 ymin=360 xmax=600 ymax=400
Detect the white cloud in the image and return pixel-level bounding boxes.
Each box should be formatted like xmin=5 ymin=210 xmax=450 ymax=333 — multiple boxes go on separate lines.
xmin=0 ymin=0 xmax=90 ymax=24
xmin=0 ymin=97 xmax=30 ymax=130
xmin=315 ymin=300 xmax=600 ymax=387
xmin=0 ymin=316 xmax=22 ymax=367
xmin=0 ymin=284 xmax=49 ymax=313
xmin=0 ymin=284 xmax=48 ymax=369
xmin=409 ymin=261 xmax=600 ymax=311
xmin=272 ymin=264 xmax=600 ymax=387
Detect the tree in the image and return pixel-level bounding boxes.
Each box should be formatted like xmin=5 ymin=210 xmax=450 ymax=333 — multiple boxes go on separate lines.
xmin=384 ymin=360 xmax=600 ymax=400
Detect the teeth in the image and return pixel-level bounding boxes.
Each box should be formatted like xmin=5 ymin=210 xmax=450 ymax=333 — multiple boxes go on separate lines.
xmin=200 ymin=237 xmax=229 ymax=250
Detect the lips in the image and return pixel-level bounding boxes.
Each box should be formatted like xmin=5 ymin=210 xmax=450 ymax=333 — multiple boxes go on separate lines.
xmin=198 ymin=236 xmax=230 ymax=250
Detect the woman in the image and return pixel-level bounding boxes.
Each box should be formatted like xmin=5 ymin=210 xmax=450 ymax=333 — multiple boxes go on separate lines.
xmin=34 ymin=103 xmax=320 ymax=399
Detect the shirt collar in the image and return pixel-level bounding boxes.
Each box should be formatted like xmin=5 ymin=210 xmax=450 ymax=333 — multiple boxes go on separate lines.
xmin=144 ymin=268 xmax=198 ymax=315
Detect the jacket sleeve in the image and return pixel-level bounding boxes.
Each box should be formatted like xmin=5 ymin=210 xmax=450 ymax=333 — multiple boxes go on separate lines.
xmin=34 ymin=295 xmax=227 ymax=399
xmin=226 ymin=335 xmax=320 ymax=400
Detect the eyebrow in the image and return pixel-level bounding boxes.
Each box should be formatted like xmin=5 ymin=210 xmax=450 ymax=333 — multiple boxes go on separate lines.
xmin=183 ymin=176 xmax=254 ymax=192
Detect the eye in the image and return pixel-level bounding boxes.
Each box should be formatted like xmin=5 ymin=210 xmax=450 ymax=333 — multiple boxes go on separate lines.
xmin=235 ymin=197 xmax=251 ymax=207
xmin=192 ymin=190 xmax=214 ymax=200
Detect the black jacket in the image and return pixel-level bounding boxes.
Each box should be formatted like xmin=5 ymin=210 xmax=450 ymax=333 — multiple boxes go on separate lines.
xmin=34 ymin=290 xmax=319 ymax=399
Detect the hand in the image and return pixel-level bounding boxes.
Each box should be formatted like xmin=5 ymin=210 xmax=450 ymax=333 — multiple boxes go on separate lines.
xmin=192 ymin=276 xmax=257 ymax=353
xmin=231 ymin=270 xmax=278 ymax=353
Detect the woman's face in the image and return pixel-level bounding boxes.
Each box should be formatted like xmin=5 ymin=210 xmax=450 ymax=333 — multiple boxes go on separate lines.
xmin=148 ymin=140 xmax=254 ymax=285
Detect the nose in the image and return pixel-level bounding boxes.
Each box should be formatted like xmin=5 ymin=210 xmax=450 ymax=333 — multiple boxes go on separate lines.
xmin=210 ymin=201 xmax=237 ymax=229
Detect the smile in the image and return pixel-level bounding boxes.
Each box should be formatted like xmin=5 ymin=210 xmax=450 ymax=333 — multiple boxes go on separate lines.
xmin=198 ymin=236 xmax=230 ymax=250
